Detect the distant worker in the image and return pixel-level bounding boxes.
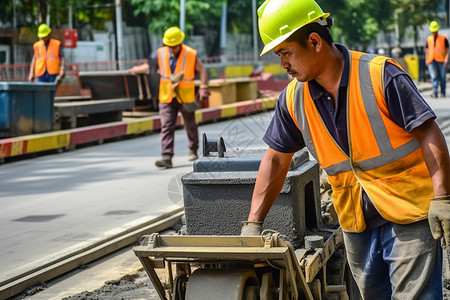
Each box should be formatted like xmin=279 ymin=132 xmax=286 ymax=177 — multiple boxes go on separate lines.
xmin=129 ymin=26 xmax=209 ymax=168
xmin=426 ymin=20 xmax=449 ymax=98
xmin=391 ymin=44 xmax=402 ymax=58
xmin=241 ymin=0 xmax=450 ymax=299
xmin=28 ymin=23 xmax=65 ymax=83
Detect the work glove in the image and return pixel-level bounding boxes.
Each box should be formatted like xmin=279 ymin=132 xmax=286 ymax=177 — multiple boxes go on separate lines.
xmin=170 ymin=72 xmax=184 ymax=89
xmin=428 ymin=195 xmax=450 ymax=247
xmin=240 ymin=221 xmax=263 ymax=236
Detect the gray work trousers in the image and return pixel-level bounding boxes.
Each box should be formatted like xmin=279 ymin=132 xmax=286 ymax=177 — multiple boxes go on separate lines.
xmin=158 ymin=99 xmax=198 ymax=157
xmin=344 ymin=219 xmax=442 ymax=300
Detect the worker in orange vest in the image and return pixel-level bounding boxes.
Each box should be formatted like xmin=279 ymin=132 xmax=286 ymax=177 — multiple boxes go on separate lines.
xmin=28 ymin=23 xmax=65 ymax=83
xmin=426 ymin=20 xmax=449 ymax=98
xmin=129 ymin=26 xmax=209 ymax=168
xmin=241 ymin=0 xmax=450 ymax=298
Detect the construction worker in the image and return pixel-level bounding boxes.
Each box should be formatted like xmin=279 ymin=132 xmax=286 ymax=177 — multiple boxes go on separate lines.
xmin=28 ymin=23 xmax=65 ymax=83
xmin=129 ymin=26 xmax=209 ymax=168
xmin=241 ymin=0 xmax=450 ymax=299
xmin=426 ymin=20 xmax=449 ymax=98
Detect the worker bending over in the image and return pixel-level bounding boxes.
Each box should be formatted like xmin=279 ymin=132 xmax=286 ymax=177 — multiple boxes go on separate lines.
xmin=242 ymin=0 xmax=450 ymax=299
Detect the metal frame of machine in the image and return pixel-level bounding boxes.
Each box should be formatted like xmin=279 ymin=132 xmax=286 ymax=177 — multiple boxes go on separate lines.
xmin=134 ymin=226 xmax=353 ymax=300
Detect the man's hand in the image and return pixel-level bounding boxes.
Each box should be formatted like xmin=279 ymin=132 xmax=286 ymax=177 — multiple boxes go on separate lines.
xmin=128 ymin=63 xmax=150 ymax=76
xmin=128 ymin=66 xmax=139 ymax=75
xmin=198 ymin=85 xmax=210 ymax=101
xmin=240 ymin=221 xmax=263 ymax=236
xmin=59 ymin=68 xmax=65 ymax=80
xmin=428 ymin=195 xmax=450 ymax=247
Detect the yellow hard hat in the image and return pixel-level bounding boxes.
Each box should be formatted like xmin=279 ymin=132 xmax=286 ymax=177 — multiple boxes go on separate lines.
xmin=429 ymin=20 xmax=440 ymax=33
xmin=37 ymin=23 xmax=51 ymax=38
xmin=258 ymin=0 xmax=330 ymax=56
xmin=162 ymin=26 xmax=185 ymax=47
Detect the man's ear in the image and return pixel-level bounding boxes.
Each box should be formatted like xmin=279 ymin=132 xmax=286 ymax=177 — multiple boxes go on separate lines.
xmin=309 ymin=33 xmax=322 ymax=51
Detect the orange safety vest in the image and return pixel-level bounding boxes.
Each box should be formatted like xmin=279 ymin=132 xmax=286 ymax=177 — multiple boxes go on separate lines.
xmin=285 ymin=50 xmax=433 ymax=232
xmin=33 ymin=39 xmax=61 ymax=77
xmin=157 ymin=45 xmax=197 ymax=104
xmin=426 ymin=34 xmax=448 ymax=64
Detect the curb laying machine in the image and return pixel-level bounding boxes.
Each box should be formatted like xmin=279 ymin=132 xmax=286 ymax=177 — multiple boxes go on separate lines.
xmin=134 ymin=135 xmax=360 ymax=299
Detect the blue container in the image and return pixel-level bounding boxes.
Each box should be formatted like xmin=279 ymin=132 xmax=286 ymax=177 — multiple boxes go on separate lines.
xmin=0 ymin=82 xmax=56 ymax=137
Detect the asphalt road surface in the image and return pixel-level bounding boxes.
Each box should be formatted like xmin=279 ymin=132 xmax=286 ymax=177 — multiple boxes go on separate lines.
xmin=0 ymin=110 xmax=272 ymax=283
xmin=3 ymin=87 xmax=450 ymax=300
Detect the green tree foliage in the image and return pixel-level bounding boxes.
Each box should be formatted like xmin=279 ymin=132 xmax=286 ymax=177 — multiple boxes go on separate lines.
xmin=0 ymin=0 xmax=114 ymax=33
xmin=319 ymin=0 xmax=395 ymax=48
xmin=129 ymin=0 xmax=222 ymax=34
xmin=0 ymin=0 xmax=38 ymax=30
xmin=226 ymin=0 xmax=265 ymax=33
xmin=320 ymin=0 xmax=443 ymax=50
xmin=0 ymin=0 xmax=447 ymax=50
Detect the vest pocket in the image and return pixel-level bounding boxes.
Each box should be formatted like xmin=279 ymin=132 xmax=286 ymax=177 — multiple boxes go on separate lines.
xmin=332 ymin=183 xmax=366 ymax=232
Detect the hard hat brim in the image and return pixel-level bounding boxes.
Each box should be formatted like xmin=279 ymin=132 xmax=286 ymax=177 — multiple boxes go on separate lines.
xmin=37 ymin=33 xmax=50 ymax=38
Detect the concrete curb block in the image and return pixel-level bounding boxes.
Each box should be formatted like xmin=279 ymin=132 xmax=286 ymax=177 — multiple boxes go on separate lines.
xmin=0 ymin=97 xmax=277 ymax=160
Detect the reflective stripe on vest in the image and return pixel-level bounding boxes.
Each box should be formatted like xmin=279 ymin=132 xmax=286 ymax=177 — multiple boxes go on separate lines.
xmin=33 ymin=39 xmax=61 ymax=77
xmin=158 ymin=45 xmax=196 ymax=104
xmin=286 ymin=49 xmax=433 ymax=232
xmin=427 ymin=34 xmax=447 ymax=64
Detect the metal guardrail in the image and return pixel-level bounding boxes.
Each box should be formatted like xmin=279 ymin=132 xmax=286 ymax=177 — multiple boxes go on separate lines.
xmin=0 ymin=55 xmax=281 ymax=82
xmin=0 ymin=60 xmax=144 ymax=81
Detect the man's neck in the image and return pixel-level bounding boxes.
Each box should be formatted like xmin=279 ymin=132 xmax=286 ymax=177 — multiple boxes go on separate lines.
xmin=315 ymin=44 xmax=345 ymax=102
xmin=42 ymin=38 xmax=51 ymax=47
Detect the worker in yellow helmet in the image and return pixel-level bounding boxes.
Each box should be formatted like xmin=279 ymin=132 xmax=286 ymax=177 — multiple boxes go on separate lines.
xmin=241 ymin=0 xmax=449 ymax=299
xmin=28 ymin=23 xmax=65 ymax=83
xmin=129 ymin=26 xmax=209 ymax=168
xmin=426 ymin=20 xmax=449 ymax=98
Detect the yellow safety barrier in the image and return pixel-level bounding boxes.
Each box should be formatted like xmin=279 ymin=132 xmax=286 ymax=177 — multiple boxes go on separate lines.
xmin=263 ymin=64 xmax=284 ymax=75
xmin=224 ymin=65 xmax=254 ymax=78
xmin=404 ymin=54 xmax=419 ymax=80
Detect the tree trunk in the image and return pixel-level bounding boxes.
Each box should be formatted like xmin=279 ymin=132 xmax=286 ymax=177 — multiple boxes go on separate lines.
xmin=37 ymin=0 xmax=48 ymax=25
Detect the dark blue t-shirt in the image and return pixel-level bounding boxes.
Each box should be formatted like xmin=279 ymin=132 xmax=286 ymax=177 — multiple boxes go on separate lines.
xmin=148 ymin=48 xmax=181 ymax=73
xmin=263 ymin=44 xmax=436 ymax=230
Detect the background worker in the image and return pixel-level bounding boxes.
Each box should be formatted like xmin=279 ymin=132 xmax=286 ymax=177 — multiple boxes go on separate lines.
xmin=391 ymin=44 xmax=402 ymax=58
xmin=242 ymin=0 xmax=450 ymax=299
xmin=28 ymin=23 xmax=65 ymax=83
xmin=426 ymin=20 xmax=449 ymax=98
xmin=129 ymin=26 xmax=209 ymax=169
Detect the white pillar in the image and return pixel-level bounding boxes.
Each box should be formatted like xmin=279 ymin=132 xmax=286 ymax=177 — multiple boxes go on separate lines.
xmin=220 ymin=1 xmax=227 ymax=61
xmin=115 ymin=0 xmax=124 ymax=70
xmin=68 ymin=6 xmax=73 ymax=30
xmin=13 ymin=0 xmax=17 ymax=28
xmin=252 ymin=0 xmax=258 ymax=62
xmin=180 ymin=0 xmax=186 ymax=32
xmin=394 ymin=12 xmax=399 ymax=46
xmin=46 ymin=2 xmax=50 ymax=26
